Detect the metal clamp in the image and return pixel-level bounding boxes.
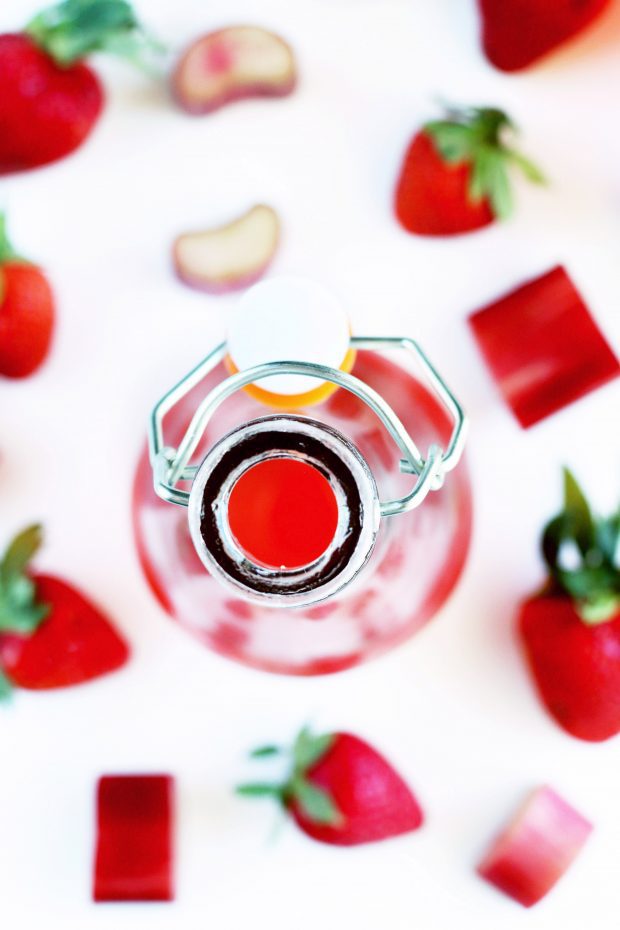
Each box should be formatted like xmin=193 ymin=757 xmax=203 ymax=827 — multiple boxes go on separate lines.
xmin=149 ymin=336 xmax=467 ymax=517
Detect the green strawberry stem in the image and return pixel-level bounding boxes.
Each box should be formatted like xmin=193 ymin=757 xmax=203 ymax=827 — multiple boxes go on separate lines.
xmin=0 ymin=524 xmax=51 ymax=701
xmin=424 ymin=105 xmax=545 ymax=220
xmin=237 ymin=726 xmax=343 ymax=827
xmin=25 ymin=0 xmax=164 ymax=70
xmin=0 ymin=213 xmax=21 ymax=265
xmin=542 ymin=468 xmax=620 ymax=624
xmin=0 ymin=668 xmax=14 ymax=701
xmin=0 ymin=525 xmax=50 ymax=636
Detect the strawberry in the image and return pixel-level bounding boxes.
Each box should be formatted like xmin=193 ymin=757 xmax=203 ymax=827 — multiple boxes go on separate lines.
xmin=0 ymin=213 xmax=55 ymax=378
xmin=0 ymin=0 xmax=158 ymax=175
xmin=478 ymin=0 xmax=613 ymax=73
xmin=394 ymin=106 xmax=544 ymax=237
xmin=0 ymin=525 xmax=130 ymax=696
xmin=237 ymin=726 xmax=424 ymax=845
xmin=518 ymin=469 xmax=620 ymax=742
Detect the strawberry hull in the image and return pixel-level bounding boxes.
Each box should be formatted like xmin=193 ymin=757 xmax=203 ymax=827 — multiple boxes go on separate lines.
xmin=478 ymin=786 xmax=592 ymax=907
xmin=469 ymin=266 xmax=620 ymax=428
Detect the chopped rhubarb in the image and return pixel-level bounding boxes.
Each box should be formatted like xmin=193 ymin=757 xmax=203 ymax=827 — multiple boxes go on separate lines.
xmin=173 ymin=204 xmax=280 ymax=294
xmin=468 ymin=266 xmax=619 ymax=428
xmin=478 ymin=786 xmax=592 ymax=907
xmin=93 ymin=775 xmax=175 ymax=902
xmin=173 ymin=26 xmax=296 ymax=115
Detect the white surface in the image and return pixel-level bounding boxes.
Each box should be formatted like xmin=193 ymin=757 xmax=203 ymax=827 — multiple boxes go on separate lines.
xmin=1 ymin=1 xmax=619 ymax=928
xmin=228 ymin=276 xmax=350 ymax=393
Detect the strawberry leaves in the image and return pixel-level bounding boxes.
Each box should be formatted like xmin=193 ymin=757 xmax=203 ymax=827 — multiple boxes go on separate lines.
xmin=26 ymin=0 xmax=163 ymax=70
xmin=425 ymin=106 xmax=545 ymax=220
xmin=0 ymin=525 xmax=49 ymax=635
xmin=288 ymin=776 xmax=341 ymax=826
xmin=0 ymin=213 xmax=20 ymax=265
xmin=0 ymin=667 xmax=14 ymax=700
xmin=292 ymin=726 xmax=333 ymax=770
xmin=0 ymin=524 xmax=50 ymax=702
xmin=237 ymin=726 xmax=343 ymax=827
xmin=542 ymin=469 xmax=620 ymax=624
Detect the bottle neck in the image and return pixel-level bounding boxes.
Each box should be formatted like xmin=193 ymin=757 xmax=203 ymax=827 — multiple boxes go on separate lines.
xmin=188 ymin=415 xmax=380 ymax=608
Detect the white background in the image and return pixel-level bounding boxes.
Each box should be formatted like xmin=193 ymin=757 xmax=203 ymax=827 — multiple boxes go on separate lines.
xmin=1 ymin=1 xmax=620 ymax=928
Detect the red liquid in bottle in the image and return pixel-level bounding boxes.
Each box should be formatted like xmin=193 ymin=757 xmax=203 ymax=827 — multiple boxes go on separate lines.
xmin=227 ymin=458 xmax=338 ymax=570
xmin=133 ymin=351 xmax=472 ymax=675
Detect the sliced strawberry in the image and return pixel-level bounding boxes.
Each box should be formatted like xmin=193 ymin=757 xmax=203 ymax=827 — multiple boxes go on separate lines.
xmin=237 ymin=727 xmax=424 ymax=846
xmin=0 ymin=0 xmax=159 ymax=175
xmin=478 ymin=0 xmax=613 ymax=72
xmin=469 ymin=266 xmax=619 ymax=428
xmin=518 ymin=469 xmax=620 ymax=741
xmin=478 ymin=786 xmax=592 ymax=907
xmin=94 ymin=775 xmax=175 ymax=902
xmin=394 ymin=105 xmax=544 ymax=237
xmin=0 ymin=213 xmax=55 ymax=378
xmin=0 ymin=525 xmax=129 ymax=694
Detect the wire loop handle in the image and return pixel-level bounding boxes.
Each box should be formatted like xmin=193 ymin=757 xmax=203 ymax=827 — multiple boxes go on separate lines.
xmin=149 ymin=337 xmax=467 ymax=517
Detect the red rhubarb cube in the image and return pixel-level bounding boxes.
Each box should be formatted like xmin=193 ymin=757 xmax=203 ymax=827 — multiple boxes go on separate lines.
xmin=93 ymin=774 xmax=175 ymax=902
xmin=469 ymin=266 xmax=619 ymax=428
xmin=477 ymin=786 xmax=592 ymax=907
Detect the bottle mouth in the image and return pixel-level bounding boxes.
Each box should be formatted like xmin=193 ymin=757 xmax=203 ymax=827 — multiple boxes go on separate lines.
xmin=188 ymin=415 xmax=380 ymax=607
xmin=227 ymin=457 xmax=340 ymax=570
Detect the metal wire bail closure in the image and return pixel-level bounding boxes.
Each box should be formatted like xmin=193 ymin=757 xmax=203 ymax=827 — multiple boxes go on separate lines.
xmin=148 ymin=336 xmax=467 ymax=605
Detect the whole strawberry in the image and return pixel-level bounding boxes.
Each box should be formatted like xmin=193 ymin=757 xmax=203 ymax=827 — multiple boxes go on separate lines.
xmin=0 ymin=525 xmax=130 ymax=697
xmin=0 ymin=214 xmax=55 ymax=378
xmin=478 ymin=0 xmax=612 ymax=72
xmin=519 ymin=469 xmax=620 ymax=742
xmin=394 ymin=105 xmax=544 ymax=237
xmin=0 ymin=0 xmax=157 ymax=174
xmin=237 ymin=726 xmax=424 ymax=845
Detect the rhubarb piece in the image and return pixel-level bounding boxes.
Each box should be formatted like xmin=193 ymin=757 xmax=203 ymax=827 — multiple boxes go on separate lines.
xmin=173 ymin=204 xmax=279 ymax=294
xmin=173 ymin=26 xmax=296 ymax=115
xmin=478 ymin=786 xmax=592 ymax=907
xmin=93 ymin=775 xmax=175 ymax=902
xmin=469 ymin=266 xmax=620 ymax=428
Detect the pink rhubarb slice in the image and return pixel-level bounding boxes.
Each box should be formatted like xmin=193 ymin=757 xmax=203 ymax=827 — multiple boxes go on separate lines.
xmin=173 ymin=26 xmax=296 ymax=115
xmin=478 ymin=785 xmax=593 ymax=907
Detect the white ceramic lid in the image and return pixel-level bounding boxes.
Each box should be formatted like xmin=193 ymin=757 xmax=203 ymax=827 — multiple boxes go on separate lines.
xmin=227 ymin=276 xmax=351 ymax=395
